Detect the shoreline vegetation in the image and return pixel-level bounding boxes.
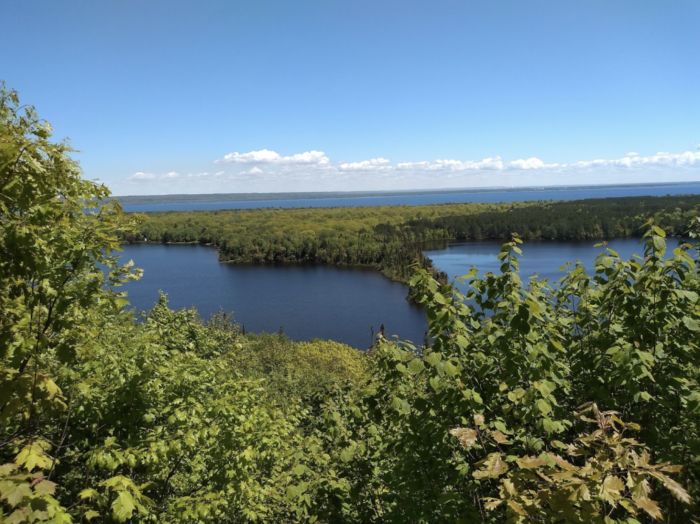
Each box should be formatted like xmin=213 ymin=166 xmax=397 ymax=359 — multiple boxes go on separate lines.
xmin=126 ymin=195 xmax=700 ymax=287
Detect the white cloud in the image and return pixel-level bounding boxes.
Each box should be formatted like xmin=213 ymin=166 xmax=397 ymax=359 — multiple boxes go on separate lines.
xmin=397 ymin=157 xmax=505 ymax=171
xmin=220 ymin=149 xmax=280 ymax=163
xmin=128 ymin=171 xmax=157 ymax=181
xmin=508 ymin=157 xmax=561 ymax=170
xmin=287 ymin=150 xmax=330 ymax=165
xmin=218 ymin=148 xmax=330 ymax=166
xmin=339 ymin=157 xmax=391 ymax=171
xmin=573 ymin=150 xmax=700 ymax=169
xmin=129 ymin=171 xmax=180 ymax=181
xmin=121 ymin=147 xmax=700 ymax=193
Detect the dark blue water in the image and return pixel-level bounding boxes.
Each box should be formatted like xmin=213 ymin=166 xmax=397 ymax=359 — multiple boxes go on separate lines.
xmin=118 ymin=244 xmax=427 ymax=348
xmin=117 ymin=182 xmax=700 ymax=212
xmin=120 ymin=238 xmax=683 ymax=346
xmin=425 ymin=238 xmax=681 ymax=293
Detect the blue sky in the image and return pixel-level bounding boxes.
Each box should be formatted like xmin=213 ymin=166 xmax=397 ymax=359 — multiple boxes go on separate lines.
xmin=3 ymin=0 xmax=700 ymax=194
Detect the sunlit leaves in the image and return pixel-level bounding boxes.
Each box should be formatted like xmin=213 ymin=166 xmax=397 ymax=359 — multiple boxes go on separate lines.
xmin=473 ymin=453 xmax=509 ymax=480
xmin=450 ymin=427 xmax=479 ymax=449
xmin=332 ymin=223 xmax=698 ymax=522
xmin=14 ymin=440 xmax=53 ymax=472
xmin=1 ymin=85 xmax=140 ymax=520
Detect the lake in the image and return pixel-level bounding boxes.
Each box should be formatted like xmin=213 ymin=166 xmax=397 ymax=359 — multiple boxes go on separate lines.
xmin=118 ymin=238 xmax=673 ymax=347
xmin=116 ymin=182 xmax=700 ymax=212
xmin=119 ymin=244 xmax=427 ymax=348
xmin=425 ymin=237 xmax=680 ymax=293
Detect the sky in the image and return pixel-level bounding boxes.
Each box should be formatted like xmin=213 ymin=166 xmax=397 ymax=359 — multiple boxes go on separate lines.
xmin=3 ymin=0 xmax=700 ymax=195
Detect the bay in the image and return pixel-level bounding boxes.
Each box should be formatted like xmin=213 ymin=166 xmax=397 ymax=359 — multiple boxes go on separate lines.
xmin=425 ymin=238 xmax=681 ymax=293
xmin=119 ymin=237 xmax=682 ymax=347
xmin=118 ymin=244 xmax=427 ymax=348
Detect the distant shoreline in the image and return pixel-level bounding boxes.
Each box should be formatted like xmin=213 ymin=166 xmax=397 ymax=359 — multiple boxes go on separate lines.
xmin=112 ymin=181 xmax=700 ymax=203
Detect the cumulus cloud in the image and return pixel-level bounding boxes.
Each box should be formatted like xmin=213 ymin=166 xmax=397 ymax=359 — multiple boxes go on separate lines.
xmin=508 ymin=157 xmax=561 ymax=170
xmin=122 ymin=147 xmax=700 ymax=193
xmin=397 ymin=157 xmax=505 ymax=171
xmin=128 ymin=171 xmax=157 ymax=181
xmin=392 ymin=150 xmax=700 ymax=173
xmin=220 ymin=149 xmax=280 ymax=163
xmin=573 ymin=150 xmax=700 ymax=169
xmin=128 ymin=171 xmax=180 ymax=182
xmin=218 ymin=148 xmax=330 ymax=166
xmin=339 ymin=157 xmax=391 ymax=171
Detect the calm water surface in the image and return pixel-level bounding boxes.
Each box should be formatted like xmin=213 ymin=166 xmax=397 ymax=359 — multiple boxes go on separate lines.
xmin=118 ymin=182 xmax=700 ymax=212
xmin=425 ymin=238 xmax=680 ymax=293
xmin=120 ymin=238 xmax=681 ymax=346
xmin=119 ymin=244 xmax=427 ymax=348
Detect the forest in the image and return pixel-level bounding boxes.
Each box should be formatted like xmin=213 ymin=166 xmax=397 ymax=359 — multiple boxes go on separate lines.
xmin=1 ymin=87 xmax=699 ymax=523
xmin=129 ymin=195 xmax=700 ymax=282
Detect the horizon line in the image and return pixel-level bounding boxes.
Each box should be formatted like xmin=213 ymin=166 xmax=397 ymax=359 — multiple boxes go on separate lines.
xmin=110 ymin=179 xmax=700 ymax=200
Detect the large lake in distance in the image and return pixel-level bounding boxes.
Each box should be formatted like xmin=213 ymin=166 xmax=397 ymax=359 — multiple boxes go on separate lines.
xmin=118 ymin=238 xmax=679 ymax=347
xmin=116 ymin=182 xmax=700 ymax=212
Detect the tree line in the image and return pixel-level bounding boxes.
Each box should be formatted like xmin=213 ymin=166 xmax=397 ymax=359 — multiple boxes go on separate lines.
xmin=129 ymin=195 xmax=700 ymax=283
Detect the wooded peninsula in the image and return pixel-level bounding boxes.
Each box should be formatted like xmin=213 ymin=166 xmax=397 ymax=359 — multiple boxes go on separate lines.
xmin=128 ymin=195 xmax=700 ymax=281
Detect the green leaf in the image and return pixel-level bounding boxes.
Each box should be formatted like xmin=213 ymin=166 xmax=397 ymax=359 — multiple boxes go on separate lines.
xmin=493 ymin=420 xmax=510 ymax=434
xmin=112 ymin=490 xmax=136 ymax=522
xmin=408 ymin=358 xmax=424 ymax=374
xmin=33 ymin=479 xmax=56 ymax=496
xmin=443 ymin=361 xmax=459 ymax=377
xmin=2 ymin=481 xmax=32 ymax=507
xmin=682 ymin=316 xmax=699 ymax=332
xmin=79 ymin=488 xmax=98 ymax=500
xmin=44 ymin=378 xmax=61 ymax=399
xmin=391 ymin=396 xmax=410 ymax=415
xmin=424 ymin=352 xmax=442 ymax=367
xmin=536 ymin=399 xmax=552 ymax=416
xmin=339 ymin=446 xmax=355 ymax=463
xmin=14 ymin=441 xmax=52 ymax=472
xmin=429 ymin=376 xmax=443 ymax=392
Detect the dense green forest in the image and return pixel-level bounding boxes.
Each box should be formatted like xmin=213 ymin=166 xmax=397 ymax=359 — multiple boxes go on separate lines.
xmin=129 ymin=195 xmax=700 ymax=282
xmin=2 ymin=87 xmax=699 ymax=523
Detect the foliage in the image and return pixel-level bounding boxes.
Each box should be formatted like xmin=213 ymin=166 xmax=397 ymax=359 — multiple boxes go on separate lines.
xmin=129 ymin=194 xmax=700 ymax=284
xmin=298 ymin=227 xmax=697 ymax=522
xmin=0 ymin=82 xmax=139 ymax=522
xmin=460 ymin=404 xmax=691 ymax=523
xmin=231 ymin=334 xmax=368 ymax=400
xmin=1 ymin=85 xmax=698 ymax=522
